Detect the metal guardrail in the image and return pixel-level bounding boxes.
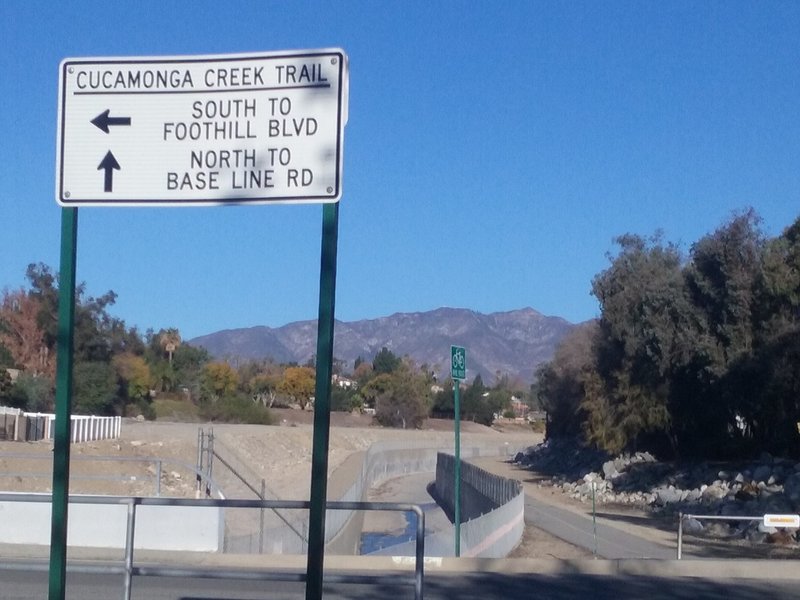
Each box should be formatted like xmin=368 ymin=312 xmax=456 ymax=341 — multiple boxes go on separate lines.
xmin=676 ymin=512 xmax=782 ymax=559
xmin=0 ymin=493 xmax=426 ymax=600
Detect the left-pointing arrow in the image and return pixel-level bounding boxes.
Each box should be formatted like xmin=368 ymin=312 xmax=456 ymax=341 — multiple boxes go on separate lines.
xmin=91 ymin=109 xmax=132 ymax=133
xmin=98 ymin=151 xmax=120 ymax=192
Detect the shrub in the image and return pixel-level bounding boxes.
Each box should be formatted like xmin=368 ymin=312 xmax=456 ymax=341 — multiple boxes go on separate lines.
xmin=199 ymin=394 xmax=274 ymax=425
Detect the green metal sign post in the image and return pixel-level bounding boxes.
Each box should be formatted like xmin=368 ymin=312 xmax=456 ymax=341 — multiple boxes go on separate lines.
xmin=305 ymin=202 xmax=339 ymax=600
xmin=48 ymin=207 xmax=78 ymax=600
xmin=51 ymin=49 xmax=347 ymax=600
xmin=450 ymin=345 xmax=466 ymax=557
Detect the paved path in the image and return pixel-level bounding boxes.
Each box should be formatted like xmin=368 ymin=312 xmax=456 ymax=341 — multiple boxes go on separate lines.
xmin=523 ymin=493 xmax=673 ymax=558
xmin=469 ymin=456 xmax=676 ymax=559
xmin=5 ymin=567 xmax=800 ymax=600
xmin=361 ymin=459 xmax=674 ymax=559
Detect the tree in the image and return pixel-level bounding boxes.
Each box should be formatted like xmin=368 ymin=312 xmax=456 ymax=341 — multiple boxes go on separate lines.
xmin=353 ymin=360 xmax=374 ymax=388
xmin=158 ymin=328 xmax=181 ymax=367
xmin=758 ymin=218 xmax=800 ymax=338
xmin=372 ymin=347 xmax=401 ymax=374
xmin=249 ymin=372 xmax=281 ymax=407
xmin=331 ymin=385 xmax=359 ymax=412
xmin=24 ymin=263 xmax=59 ymax=351
xmin=145 ymin=333 xmax=207 ymax=395
xmin=459 ymin=375 xmax=500 ymax=426
xmin=200 ymin=362 xmax=239 ymax=403
xmin=0 ymin=369 xmax=13 ymax=403
xmin=537 ymin=211 xmax=800 ymax=460
xmin=0 ymin=289 xmax=53 ymax=377
xmin=171 ymin=343 xmax=210 ymax=399
xmin=7 ymin=372 xmax=53 ymax=412
xmin=431 ymin=379 xmax=455 ymax=419
xmin=671 ymin=211 xmax=769 ymax=455
xmin=717 ymin=215 xmax=800 ymax=456
xmin=112 ymin=353 xmax=152 ymax=402
xmin=536 ymin=321 xmax=598 ymax=438
xmin=73 ymin=290 xmax=121 ymax=363
xmin=359 ymin=372 xmax=394 ymax=410
xmin=73 ymin=361 xmax=118 ymax=415
xmin=278 ymin=366 xmax=315 ymax=410
xmin=587 ymin=232 xmax=693 ymax=454
xmin=373 ymin=367 xmax=430 ymax=429
xmin=0 ymin=342 xmax=13 ymax=368
xmin=686 ymin=210 xmax=765 ymax=370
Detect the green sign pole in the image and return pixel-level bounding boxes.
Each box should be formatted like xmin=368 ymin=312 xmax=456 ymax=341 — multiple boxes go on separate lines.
xmin=48 ymin=207 xmax=78 ymax=600
xmin=450 ymin=345 xmax=465 ymax=557
xmin=453 ymin=380 xmax=461 ymax=557
xmin=305 ymin=202 xmax=339 ymax=600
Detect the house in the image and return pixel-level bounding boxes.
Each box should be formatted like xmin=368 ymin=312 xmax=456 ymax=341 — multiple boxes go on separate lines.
xmin=331 ymin=374 xmax=356 ymax=389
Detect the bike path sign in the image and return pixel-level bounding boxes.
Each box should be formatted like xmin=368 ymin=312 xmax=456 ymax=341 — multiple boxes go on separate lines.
xmin=451 ymin=345 xmax=466 ymax=380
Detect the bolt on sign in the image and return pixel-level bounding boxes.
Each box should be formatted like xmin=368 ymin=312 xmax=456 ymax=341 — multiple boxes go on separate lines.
xmin=56 ymin=49 xmax=348 ymax=206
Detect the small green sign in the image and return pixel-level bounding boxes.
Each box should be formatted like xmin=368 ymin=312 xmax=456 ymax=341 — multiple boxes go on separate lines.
xmin=451 ymin=345 xmax=466 ymax=380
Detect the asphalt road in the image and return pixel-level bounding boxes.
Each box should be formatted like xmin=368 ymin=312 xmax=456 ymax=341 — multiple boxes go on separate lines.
xmin=378 ymin=467 xmax=676 ymax=559
xmin=3 ymin=568 xmax=800 ymax=600
xmin=523 ymin=493 xmax=674 ymax=559
xmin=359 ymin=467 xmax=675 ymax=559
xmin=466 ymin=457 xmax=677 ymax=559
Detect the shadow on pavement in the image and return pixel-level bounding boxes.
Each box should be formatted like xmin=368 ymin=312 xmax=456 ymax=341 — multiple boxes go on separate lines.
xmin=320 ymin=572 xmax=798 ymax=600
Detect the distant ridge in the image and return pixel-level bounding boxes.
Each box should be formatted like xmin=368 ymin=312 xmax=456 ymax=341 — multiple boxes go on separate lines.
xmin=188 ymin=307 xmax=576 ymax=384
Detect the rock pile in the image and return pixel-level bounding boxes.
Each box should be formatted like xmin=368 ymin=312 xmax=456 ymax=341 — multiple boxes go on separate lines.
xmin=513 ymin=438 xmax=800 ymax=545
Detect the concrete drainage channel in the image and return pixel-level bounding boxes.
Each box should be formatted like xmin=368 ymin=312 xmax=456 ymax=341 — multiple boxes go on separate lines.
xmin=0 ymin=437 xmax=536 ymax=598
xmin=0 ymin=494 xmax=427 ymax=600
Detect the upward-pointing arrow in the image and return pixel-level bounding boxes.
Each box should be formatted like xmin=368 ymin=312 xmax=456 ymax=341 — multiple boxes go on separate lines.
xmin=98 ymin=151 xmax=120 ymax=192
xmin=91 ymin=110 xmax=132 ymax=133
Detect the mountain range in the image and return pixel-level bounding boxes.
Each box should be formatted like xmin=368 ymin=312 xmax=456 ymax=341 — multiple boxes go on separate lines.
xmin=188 ymin=307 xmax=576 ymax=385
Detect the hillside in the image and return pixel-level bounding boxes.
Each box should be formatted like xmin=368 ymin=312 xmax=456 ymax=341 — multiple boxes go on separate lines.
xmin=189 ymin=307 xmax=576 ymax=384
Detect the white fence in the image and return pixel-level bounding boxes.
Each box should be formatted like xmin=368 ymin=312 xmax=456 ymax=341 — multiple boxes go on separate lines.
xmin=32 ymin=413 xmax=122 ymax=442
xmin=0 ymin=407 xmax=121 ymax=443
xmin=0 ymin=407 xmax=23 ymax=441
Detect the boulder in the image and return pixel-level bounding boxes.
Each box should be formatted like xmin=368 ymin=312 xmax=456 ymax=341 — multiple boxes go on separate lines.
xmin=654 ymin=485 xmax=682 ymax=506
xmin=783 ymin=472 xmax=800 ymax=504
xmin=683 ymin=517 xmax=704 ymax=534
xmin=763 ymin=494 xmax=795 ymax=514
xmin=752 ymin=465 xmax=772 ymax=483
xmin=746 ymin=528 xmax=768 ymax=543
xmin=684 ymin=489 xmax=702 ymax=503
xmin=767 ymin=530 xmax=794 ymax=545
xmin=705 ymin=522 xmax=731 ymax=538
xmin=735 ymin=482 xmax=759 ymax=501
xmin=602 ymin=460 xmax=620 ymax=480
xmin=720 ymin=502 xmax=745 ymax=516
xmin=702 ymin=482 xmax=728 ymax=501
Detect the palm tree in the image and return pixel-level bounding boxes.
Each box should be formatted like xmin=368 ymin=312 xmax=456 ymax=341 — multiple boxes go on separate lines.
xmin=159 ymin=328 xmax=181 ymax=367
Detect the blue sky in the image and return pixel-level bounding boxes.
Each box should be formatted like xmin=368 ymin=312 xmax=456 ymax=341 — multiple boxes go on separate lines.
xmin=1 ymin=1 xmax=798 ymax=340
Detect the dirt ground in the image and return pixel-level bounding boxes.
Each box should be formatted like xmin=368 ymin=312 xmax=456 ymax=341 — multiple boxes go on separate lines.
xmin=0 ymin=412 xmax=588 ymax=558
xmin=4 ymin=413 xmax=795 ymax=560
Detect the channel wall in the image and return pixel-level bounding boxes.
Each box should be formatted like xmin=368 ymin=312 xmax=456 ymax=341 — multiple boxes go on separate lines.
xmin=363 ymin=451 xmax=523 ymax=558
xmin=327 ymin=440 xmax=523 ymax=557
xmin=0 ymin=437 xmax=524 ymax=555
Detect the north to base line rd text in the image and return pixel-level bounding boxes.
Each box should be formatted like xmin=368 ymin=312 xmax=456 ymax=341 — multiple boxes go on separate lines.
xmin=166 ymin=168 xmax=313 ymax=191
